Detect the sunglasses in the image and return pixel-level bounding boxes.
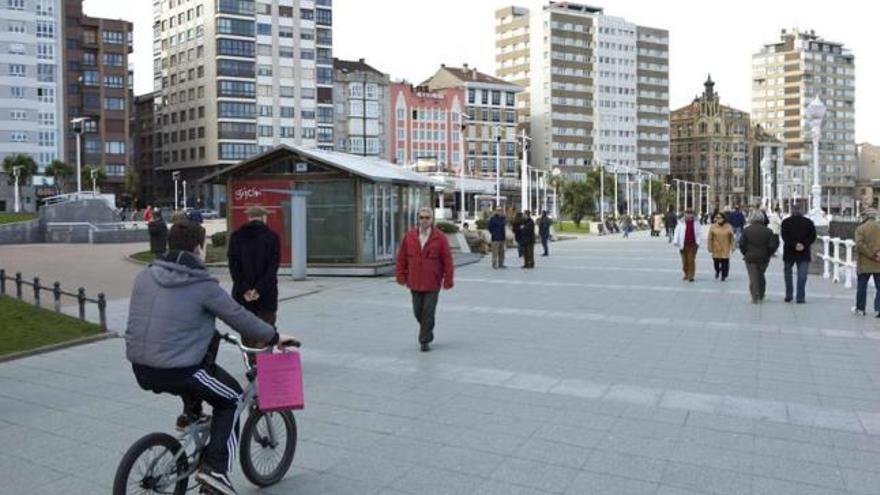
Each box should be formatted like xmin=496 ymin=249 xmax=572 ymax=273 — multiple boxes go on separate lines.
xmin=418 ymin=216 xmax=432 ymax=220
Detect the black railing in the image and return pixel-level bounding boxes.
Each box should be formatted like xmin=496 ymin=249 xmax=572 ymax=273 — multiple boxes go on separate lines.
xmin=0 ymin=268 xmax=107 ymax=331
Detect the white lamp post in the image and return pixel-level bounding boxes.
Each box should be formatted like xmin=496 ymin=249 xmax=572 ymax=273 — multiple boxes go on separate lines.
xmin=12 ymin=166 xmax=21 ymax=213
xmin=599 ymin=164 xmax=605 ymax=223
xmin=172 ymin=170 xmax=180 ymax=210
xmin=182 ymin=179 xmax=188 ymax=209
xmin=806 ymin=96 xmax=828 ymax=225
xmin=551 ymin=167 xmax=561 ymax=219
xmin=460 ymin=114 xmax=469 ymax=222
xmin=90 ymin=168 xmax=97 ymax=194
xmin=519 ymin=129 xmax=529 ymax=213
xmin=494 ymin=126 xmax=501 ymax=207
xmin=70 ymin=117 xmax=92 ymax=195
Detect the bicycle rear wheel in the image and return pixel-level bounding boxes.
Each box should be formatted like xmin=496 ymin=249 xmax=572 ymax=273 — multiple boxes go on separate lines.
xmin=240 ymin=409 xmax=297 ymax=486
xmin=112 ymin=432 xmax=189 ymax=495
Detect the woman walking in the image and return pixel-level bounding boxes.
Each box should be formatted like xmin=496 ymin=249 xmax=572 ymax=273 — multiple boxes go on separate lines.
xmin=740 ymin=210 xmax=778 ymax=303
xmin=707 ymin=211 xmax=735 ymax=281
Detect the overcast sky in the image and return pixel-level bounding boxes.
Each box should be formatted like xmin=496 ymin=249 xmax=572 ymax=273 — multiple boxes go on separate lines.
xmin=84 ymin=0 xmax=877 ymax=143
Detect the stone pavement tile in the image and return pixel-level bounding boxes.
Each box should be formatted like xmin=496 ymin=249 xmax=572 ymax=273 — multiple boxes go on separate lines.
xmin=390 ymin=466 xmax=484 ymax=495
xmin=511 ymin=437 xmax=592 ymax=469
xmin=658 ymin=390 xmax=722 ymax=414
xmin=752 ymin=419 xmax=837 ymax=447
xmin=534 ymin=423 xmax=606 ymax=449
xmin=263 ymin=471 xmax=384 ymax=495
xmin=293 ymin=440 xmax=356 ymax=472
xmin=489 ymin=458 xmax=580 ymax=494
xmin=752 ymin=455 xmax=845 ymax=490
xmin=548 ymin=378 xmax=609 ymax=400
xmin=395 ymin=421 xmax=465 ymax=445
xmin=0 ymin=452 xmax=66 ymax=493
xmin=565 ymin=471 xmax=659 ymax=495
xmin=609 ymin=417 xmax=683 ymax=441
xmin=668 ymin=442 xmax=752 ymax=473
xmin=0 ymin=424 xmax=80 ymax=464
xmin=717 ymin=396 xmax=788 ymax=423
xmin=840 ymin=467 xmax=880 ymax=494
xmin=786 ymin=403 xmax=865 ymax=432
xmin=454 ymin=428 xmax=528 ymax=456
xmin=621 ymin=404 xmax=691 ymax=426
xmin=677 ymin=427 xmax=754 ymax=454
xmin=549 ymin=407 xmax=618 ymax=431
xmin=473 ymin=480 xmax=556 ymax=495
xmin=29 ymin=475 xmax=108 ymax=495
xmin=581 ymin=450 xmax=668 ymax=483
xmin=857 ymin=412 xmax=880 ymax=435
xmin=502 ymin=373 xmax=562 ymax=393
xmin=655 ymin=486 xmax=710 ymax=495
xmin=298 ymin=421 xmax=389 ymax=452
xmin=597 ymin=433 xmax=677 ymax=461
xmin=432 ymin=445 xmax=507 ymax=476
xmin=750 ymin=476 xmax=849 ymax=495
xmin=659 ymin=463 xmax=751 ymax=495
xmin=470 ymin=414 xmax=545 ymax=438
xmin=368 ymin=435 xmax=445 ymax=466
xmin=834 ymin=446 xmax=880 ymax=472
xmin=753 ymin=436 xmax=840 ymax=465
xmin=326 ymin=453 xmax=413 ymax=487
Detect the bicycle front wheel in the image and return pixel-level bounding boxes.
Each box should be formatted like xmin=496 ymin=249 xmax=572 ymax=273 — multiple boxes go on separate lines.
xmin=112 ymin=432 xmax=189 ymax=495
xmin=240 ymin=409 xmax=297 ymax=486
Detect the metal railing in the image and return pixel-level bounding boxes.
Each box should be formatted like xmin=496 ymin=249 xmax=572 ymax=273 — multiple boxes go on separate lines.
xmin=42 ymin=191 xmax=111 ymax=207
xmin=818 ymin=235 xmax=856 ymax=288
xmin=0 ymin=268 xmax=107 ymax=331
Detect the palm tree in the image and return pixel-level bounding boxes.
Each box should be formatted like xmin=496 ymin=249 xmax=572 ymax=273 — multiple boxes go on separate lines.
xmin=43 ymin=160 xmax=74 ymax=193
xmin=2 ymin=154 xmax=38 ymax=186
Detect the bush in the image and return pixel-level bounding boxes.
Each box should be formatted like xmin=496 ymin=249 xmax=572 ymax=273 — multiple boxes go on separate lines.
xmin=475 ymin=218 xmax=488 ymax=230
xmin=211 ymin=231 xmax=227 ymax=248
xmin=436 ymin=222 xmax=459 ymax=234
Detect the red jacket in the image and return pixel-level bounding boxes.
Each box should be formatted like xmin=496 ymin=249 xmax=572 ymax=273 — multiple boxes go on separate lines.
xmin=396 ymin=227 xmax=454 ymax=292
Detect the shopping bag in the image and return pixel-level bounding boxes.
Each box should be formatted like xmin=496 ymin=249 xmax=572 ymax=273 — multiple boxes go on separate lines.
xmin=256 ymin=350 xmax=304 ymax=411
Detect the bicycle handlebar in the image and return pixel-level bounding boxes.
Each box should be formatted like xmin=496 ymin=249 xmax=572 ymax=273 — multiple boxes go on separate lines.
xmin=220 ymin=333 xmax=300 ymax=354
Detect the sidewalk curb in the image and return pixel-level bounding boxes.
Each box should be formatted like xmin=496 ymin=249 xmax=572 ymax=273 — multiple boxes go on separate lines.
xmin=0 ymin=332 xmax=117 ymax=363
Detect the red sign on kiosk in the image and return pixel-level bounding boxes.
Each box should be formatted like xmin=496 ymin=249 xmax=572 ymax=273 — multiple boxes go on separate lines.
xmin=229 ymin=179 xmax=294 ymax=265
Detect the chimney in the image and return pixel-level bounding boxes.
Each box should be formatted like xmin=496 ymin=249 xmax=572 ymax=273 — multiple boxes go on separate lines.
xmin=462 ymin=63 xmax=469 ymax=69
xmin=358 ymin=58 xmax=364 ymax=63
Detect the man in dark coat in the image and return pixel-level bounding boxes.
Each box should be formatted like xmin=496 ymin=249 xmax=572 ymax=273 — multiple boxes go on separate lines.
xmin=228 ymin=206 xmax=280 ymax=326
xmin=396 ymin=207 xmax=454 ymax=352
xmin=740 ymin=211 xmax=779 ymax=303
xmin=537 ymin=211 xmax=552 ymax=257
xmin=780 ymin=204 xmax=817 ymax=303
xmin=521 ymin=211 xmax=536 ymax=269
xmin=728 ymin=205 xmax=746 ymax=248
xmin=664 ymin=207 xmax=677 ymax=243
xmin=147 ymin=210 xmax=168 ymax=255
xmin=487 ymin=208 xmax=507 ymax=269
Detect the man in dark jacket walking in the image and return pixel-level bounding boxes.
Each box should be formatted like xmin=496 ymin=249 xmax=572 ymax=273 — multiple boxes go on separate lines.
xmin=728 ymin=206 xmax=746 ymax=248
xmin=740 ymin=211 xmax=779 ymax=303
xmin=537 ymin=211 xmax=552 ymax=257
xmin=521 ymin=211 xmax=536 ymax=268
xmin=396 ymin=207 xmax=454 ymax=352
xmin=228 ymin=206 xmax=280 ymax=326
xmin=780 ymin=204 xmax=817 ymax=303
xmin=487 ymin=208 xmax=507 ymax=269
xmin=664 ymin=207 xmax=677 ymax=243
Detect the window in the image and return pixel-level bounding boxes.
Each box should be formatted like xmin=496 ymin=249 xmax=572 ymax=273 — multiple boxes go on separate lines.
xmin=481 ymin=90 xmax=489 ymax=105
xmin=36 ymin=43 xmax=53 ymax=59
xmin=8 ymin=64 xmax=25 ymax=77
xmin=218 ymin=0 xmax=255 ymax=16
xmin=7 ymin=0 xmax=24 ymax=10
xmin=9 ymin=110 xmax=25 ymax=120
xmin=280 ymin=126 xmax=295 ymax=138
xmin=217 ymin=18 xmax=255 ymax=36
xmin=105 ymin=165 xmax=125 ymax=177
xmin=301 ymin=128 xmax=316 ymax=139
xmin=105 ymin=141 xmax=126 ymax=154
xmin=217 ymin=80 xmax=256 ymax=98
xmin=492 ymin=91 xmax=501 ymax=106
xmin=8 ymin=43 xmax=25 ymax=55
xmin=11 ymin=86 xmax=25 ymax=99
xmin=280 ymin=106 xmax=296 ymax=118
xmin=349 ymin=100 xmax=363 ymax=117
xmin=11 ymin=132 xmax=28 ymax=143
xmin=506 ymin=91 xmax=515 ymax=106
xmin=218 ymin=143 xmax=258 ymax=160
xmin=38 ymin=131 xmax=55 ymax=147
xmin=317 ymin=67 xmax=333 ymax=85
xmin=103 ymin=53 xmax=124 ymax=66
xmin=103 ymin=74 xmax=123 ymax=87
xmin=317 ymin=106 xmax=333 ymax=123
xmin=102 ymin=31 xmax=124 ymax=44
xmin=468 ymin=89 xmax=476 ymax=104
xmin=301 ymin=110 xmax=315 ymax=120
xmin=218 ymin=122 xmax=256 ymax=139
xmin=258 ymin=125 xmax=273 ymax=137
xmin=217 ymin=101 xmax=256 ymax=118
xmin=279 ymin=86 xmax=295 ymax=98
xmin=315 ymin=8 xmax=331 ymax=25
xmin=365 ymin=101 xmax=379 ymax=118
xmin=317 ymin=127 xmax=332 ymax=143
xmin=37 ymin=87 xmax=54 ymax=103
xmin=8 ymin=22 xmax=26 ymax=34
xmin=216 ymin=38 xmax=254 ymax=57
xmin=257 ymin=23 xmax=272 ymax=35
xmin=216 ymin=59 xmax=254 ymax=77
xmin=258 ymin=105 xmax=273 ymax=117
xmin=300 ymin=8 xmax=314 ymax=19
xmin=103 ymin=97 xmax=125 ymax=110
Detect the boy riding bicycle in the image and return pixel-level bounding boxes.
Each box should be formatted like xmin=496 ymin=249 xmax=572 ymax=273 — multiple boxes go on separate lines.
xmin=125 ymin=221 xmax=297 ymax=495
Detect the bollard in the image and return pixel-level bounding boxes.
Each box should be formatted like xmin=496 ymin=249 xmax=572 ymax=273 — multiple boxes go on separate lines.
xmin=77 ymin=288 xmax=86 ymax=321
xmin=0 ymin=268 xmax=5 ymax=295
xmin=15 ymin=272 xmax=22 ymax=299
xmin=33 ymin=277 xmax=40 ymax=308
xmin=844 ymin=240 xmax=855 ymax=289
xmin=97 ymin=293 xmax=107 ymax=331
xmin=53 ymin=282 xmax=62 ymax=313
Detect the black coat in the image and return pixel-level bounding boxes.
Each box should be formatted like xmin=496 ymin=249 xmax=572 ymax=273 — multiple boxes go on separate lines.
xmin=664 ymin=212 xmax=677 ymax=228
xmin=228 ymin=221 xmax=281 ymax=313
xmin=521 ymin=218 xmax=536 ymax=244
xmin=538 ymin=216 xmax=551 ymax=238
xmin=147 ymin=219 xmax=168 ymax=255
xmin=740 ymin=223 xmax=779 ymax=264
xmin=780 ymin=214 xmax=817 ymax=262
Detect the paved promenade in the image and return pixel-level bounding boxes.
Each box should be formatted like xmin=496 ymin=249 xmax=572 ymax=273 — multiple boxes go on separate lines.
xmin=2 ymin=231 xmax=880 ymax=494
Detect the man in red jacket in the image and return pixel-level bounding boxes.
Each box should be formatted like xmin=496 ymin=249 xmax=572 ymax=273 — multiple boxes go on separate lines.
xmin=396 ymin=207 xmax=455 ymax=352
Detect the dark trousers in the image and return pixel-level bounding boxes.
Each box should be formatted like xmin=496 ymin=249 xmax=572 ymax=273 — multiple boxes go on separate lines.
xmin=666 ymin=227 xmax=675 ymax=242
xmin=411 ymin=290 xmax=439 ymax=344
xmin=783 ymin=260 xmax=810 ymax=302
xmin=855 ymin=272 xmax=880 ymax=312
xmin=745 ymin=262 xmax=769 ymax=301
xmin=713 ymin=258 xmax=730 ymax=279
xmin=523 ymin=243 xmax=535 ymax=268
xmin=540 ymin=235 xmax=549 ymax=256
xmin=133 ymin=363 xmax=242 ymax=473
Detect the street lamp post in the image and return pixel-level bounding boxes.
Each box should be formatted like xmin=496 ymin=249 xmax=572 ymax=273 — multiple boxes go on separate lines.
xmin=70 ymin=117 xmax=92 ymax=195
xmin=599 ymin=164 xmax=605 ymax=223
xmin=172 ymin=171 xmax=180 ymax=210
xmin=182 ymin=179 xmax=188 ymax=209
xmin=12 ymin=166 xmax=21 ymax=213
xmin=674 ymin=179 xmax=681 ymax=213
xmin=806 ymin=96 xmax=828 ymax=225
xmin=520 ymin=128 xmax=529 ymax=213
xmin=494 ymin=126 xmax=501 ymax=207
xmin=460 ymin=114 xmax=469 ymax=222
xmin=614 ymin=170 xmax=619 ymax=217
xmin=637 ymin=172 xmax=643 ymax=217
xmin=90 ymin=168 xmax=97 ymax=194
xmin=551 ymin=167 xmax=561 ymax=219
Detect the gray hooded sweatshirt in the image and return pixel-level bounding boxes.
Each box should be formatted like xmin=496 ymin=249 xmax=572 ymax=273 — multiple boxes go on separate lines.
xmin=125 ymin=251 xmax=277 ymax=369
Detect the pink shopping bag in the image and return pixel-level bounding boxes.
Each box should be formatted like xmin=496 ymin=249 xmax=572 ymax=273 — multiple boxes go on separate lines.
xmin=256 ymin=350 xmax=304 ymax=412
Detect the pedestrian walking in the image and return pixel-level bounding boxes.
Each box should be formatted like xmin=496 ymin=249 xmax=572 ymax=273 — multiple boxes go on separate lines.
xmin=147 ymin=209 xmax=168 ymax=256
xmin=673 ymin=208 xmax=702 ymax=282
xmin=708 ymin=212 xmax=735 ymax=281
xmin=664 ymin=207 xmax=677 ymax=243
xmin=143 ymin=204 xmax=153 ymax=223
xmin=537 ymin=211 xmax=552 ymax=257
xmin=512 ymin=212 xmax=525 ymax=258
xmin=487 ymin=208 xmax=507 ymax=269
xmin=621 ymin=214 xmax=633 ymax=238
xmin=652 ymin=211 xmax=663 ymax=237
xmin=521 ymin=211 xmax=536 ymax=268
xmin=396 ymin=207 xmax=454 ymax=352
xmin=740 ymin=211 xmax=779 ymax=303
xmin=780 ymin=204 xmax=817 ymax=303
xmin=852 ymin=208 xmax=880 ymax=316
xmin=728 ymin=205 xmax=746 ymax=248
xmin=228 ymin=206 xmax=281 ymax=357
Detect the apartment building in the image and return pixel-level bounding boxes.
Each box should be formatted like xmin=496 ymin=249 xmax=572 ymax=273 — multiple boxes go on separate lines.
xmin=389 ymin=82 xmax=464 ymax=173
xmin=151 ymin=0 xmax=333 ymax=206
xmin=494 ymin=2 xmax=669 ymax=176
xmin=752 ymin=28 xmax=856 ymax=212
xmin=333 ymin=57 xmax=390 ymax=160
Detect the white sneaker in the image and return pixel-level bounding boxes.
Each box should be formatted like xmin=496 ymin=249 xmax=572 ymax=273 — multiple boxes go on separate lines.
xmin=851 ymin=307 xmax=866 ymax=316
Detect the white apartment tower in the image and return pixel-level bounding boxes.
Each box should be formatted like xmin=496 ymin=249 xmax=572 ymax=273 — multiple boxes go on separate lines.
xmin=0 ymin=0 xmax=65 ymax=170
xmin=752 ymin=29 xmax=856 ymax=211
xmin=495 ymin=2 xmax=669 ymax=176
xmin=151 ymin=0 xmax=333 ymax=190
